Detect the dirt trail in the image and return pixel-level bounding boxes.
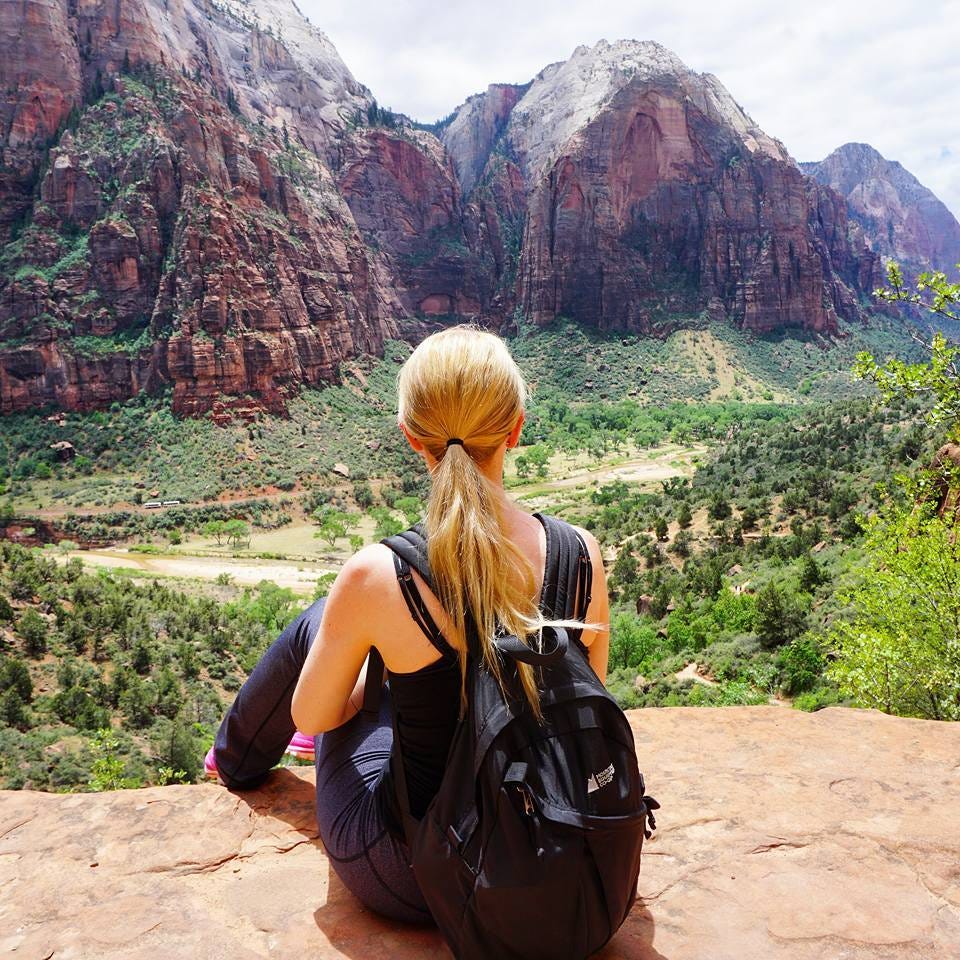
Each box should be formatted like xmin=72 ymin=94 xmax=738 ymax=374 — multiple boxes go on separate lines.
xmin=55 ymin=549 xmax=336 ymax=594
xmin=516 ymin=443 xmax=707 ymax=499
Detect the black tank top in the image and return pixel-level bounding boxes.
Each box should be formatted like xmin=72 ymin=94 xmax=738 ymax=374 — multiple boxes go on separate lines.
xmin=383 ymin=651 xmax=460 ymax=828
xmin=379 ymin=516 xmax=550 ymax=838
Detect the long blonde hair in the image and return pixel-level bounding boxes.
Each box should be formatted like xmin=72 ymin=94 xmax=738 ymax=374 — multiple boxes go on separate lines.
xmin=397 ymin=325 xmax=554 ymax=717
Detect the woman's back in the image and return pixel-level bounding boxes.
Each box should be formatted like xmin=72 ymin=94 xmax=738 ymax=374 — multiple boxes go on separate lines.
xmin=379 ymin=511 xmax=554 ymax=829
xmin=373 ymin=508 xmax=549 ymax=674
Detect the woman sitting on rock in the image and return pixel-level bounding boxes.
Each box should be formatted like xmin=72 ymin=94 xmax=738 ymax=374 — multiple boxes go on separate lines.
xmin=205 ymin=324 xmax=610 ymax=923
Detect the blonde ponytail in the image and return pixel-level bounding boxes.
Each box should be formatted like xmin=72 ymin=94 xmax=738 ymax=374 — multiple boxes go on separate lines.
xmin=397 ymin=326 xmax=558 ymax=718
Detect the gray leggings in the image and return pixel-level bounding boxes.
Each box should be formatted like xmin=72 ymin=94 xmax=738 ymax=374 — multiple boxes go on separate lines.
xmin=213 ymin=597 xmax=433 ymax=924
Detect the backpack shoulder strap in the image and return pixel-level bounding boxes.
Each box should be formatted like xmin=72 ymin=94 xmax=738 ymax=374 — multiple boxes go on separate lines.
xmin=380 ymin=523 xmax=456 ymax=658
xmin=362 ymin=524 xmax=457 ymax=718
xmin=383 ymin=522 xmax=433 ymax=588
xmin=534 ymin=513 xmax=593 ymax=650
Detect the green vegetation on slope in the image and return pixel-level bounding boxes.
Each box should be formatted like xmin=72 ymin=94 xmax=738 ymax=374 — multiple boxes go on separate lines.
xmin=0 ymin=540 xmax=310 ymax=790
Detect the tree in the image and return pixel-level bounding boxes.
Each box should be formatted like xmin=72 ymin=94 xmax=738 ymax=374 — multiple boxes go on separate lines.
xmin=607 ymin=612 xmax=656 ymax=671
xmin=642 ymin=542 xmax=663 ymax=569
xmin=51 ymin=686 xmax=109 ymax=730
xmin=16 ymin=609 xmax=47 ymax=658
xmin=708 ymin=494 xmax=731 ymax=521
xmin=89 ymin=728 xmax=140 ymax=791
xmin=855 ymin=260 xmax=960 ymax=439
xmin=611 ymin=548 xmax=638 ymax=588
xmin=202 ymin=520 xmax=227 ymax=545
xmin=799 ymin=553 xmax=824 ymax=593
xmin=649 ymin=582 xmax=672 ymax=620
xmin=653 ymin=516 xmax=668 ymax=542
xmin=778 ymin=634 xmax=825 ymax=695
xmin=395 ymin=496 xmax=422 ymax=525
xmin=119 ymin=675 xmax=154 ymax=728
xmin=754 ymin=583 xmax=807 ymax=649
xmin=739 ymin=504 xmax=758 ymax=531
xmin=873 ymin=258 xmax=959 ymax=323
xmin=0 ymin=658 xmax=32 ymax=702
xmin=0 ymin=688 xmax=28 ymax=729
xmin=524 ymin=444 xmax=552 ymax=480
xmin=669 ymin=529 xmax=691 ymax=557
xmin=313 ymin=507 xmax=355 ymax=548
xmin=154 ymin=667 xmax=182 ymax=719
xmin=824 ymin=259 xmax=960 ymax=719
xmin=826 ymin=500 xmax=960 ymax=720
xmin=130 ymin=639 xmax=152 ymax=675
xmin=367 ymin=506 xmax=403 ymax=540
xmin=223 ymin=519 xmax=250 ymax=548
xmin=151 ymin=717 xmax=201 ymax=783
xmin=676 ymin=502 xmax=692 ymax=530
xmin=352 ymin=481 xmax=375 ymax=509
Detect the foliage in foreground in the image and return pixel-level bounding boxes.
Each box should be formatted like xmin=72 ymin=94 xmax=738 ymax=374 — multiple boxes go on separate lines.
xmin=825 ymin=497 xmax=960 ymax=720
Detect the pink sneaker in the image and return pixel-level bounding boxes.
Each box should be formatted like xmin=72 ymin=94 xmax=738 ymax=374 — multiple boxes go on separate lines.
xmin=203 ymin=745 xmax=219 ymax=780
xmin=286 ymin=731 xmax=315 ymax=762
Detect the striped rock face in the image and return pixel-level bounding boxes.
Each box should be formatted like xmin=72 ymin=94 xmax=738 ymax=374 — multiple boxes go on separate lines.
xmin=0 ymin=20 xmax=928 ymax=417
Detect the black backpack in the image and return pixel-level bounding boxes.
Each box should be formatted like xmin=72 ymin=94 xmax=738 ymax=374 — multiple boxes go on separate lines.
xmin=370 ymin=512 xmax=659 ymax=960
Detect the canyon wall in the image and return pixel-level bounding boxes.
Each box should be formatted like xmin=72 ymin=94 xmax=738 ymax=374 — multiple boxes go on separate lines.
xmin=0 ymin=17 xmax=927 ymax=417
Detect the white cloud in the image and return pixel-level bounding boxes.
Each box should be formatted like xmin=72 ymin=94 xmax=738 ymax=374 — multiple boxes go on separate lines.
xmin=302 ymin=0 xmax=960 ymax=222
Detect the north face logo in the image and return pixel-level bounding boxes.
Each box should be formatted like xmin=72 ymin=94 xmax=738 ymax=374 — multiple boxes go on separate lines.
xmin=586 ymin=763 xmax=615 ymax=793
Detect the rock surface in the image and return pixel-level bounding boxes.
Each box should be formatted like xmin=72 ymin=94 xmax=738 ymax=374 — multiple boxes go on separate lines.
xmin=2 ymin=706 xmax=958 ymax=959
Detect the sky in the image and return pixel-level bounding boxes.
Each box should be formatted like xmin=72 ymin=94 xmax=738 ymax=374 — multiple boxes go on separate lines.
xmin=300 ymin=0 xmax=960 ymax=222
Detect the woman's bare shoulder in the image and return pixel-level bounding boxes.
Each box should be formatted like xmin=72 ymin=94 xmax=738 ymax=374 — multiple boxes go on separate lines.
xmin=568 ymin=524 xmax=603 ymax=564
xmin=335 ymin=542 xmax=398 ymax=593
xmin=322 ymin=543 xmax=408 ymax=652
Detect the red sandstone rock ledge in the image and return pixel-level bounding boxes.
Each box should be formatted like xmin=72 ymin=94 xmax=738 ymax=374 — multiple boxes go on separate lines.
xmin=2 ymin=706 xmax=958 ymax=959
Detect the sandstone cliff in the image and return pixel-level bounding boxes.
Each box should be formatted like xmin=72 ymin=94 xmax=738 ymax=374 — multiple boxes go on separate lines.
xmin=0 ymin=17 xmax=933 ymax=416
xmin=0 ymin=70 xmax=392 ymax=417
xmin=2 ymin=706 xmax=958 ymax=958
xmin=802 ymin=143 xmax=960 ymax=279
xmin=0 ymin=0 xmax=401 ymax=416
xmin=442 ymin=40 xmax=881 ymax=336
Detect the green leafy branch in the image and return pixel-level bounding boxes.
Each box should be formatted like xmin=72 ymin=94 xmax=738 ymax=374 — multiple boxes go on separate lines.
xmin=873 ymin=259 xmax=960 ymax=322
xmin=854 ymin=260 xmax=960 ymax=440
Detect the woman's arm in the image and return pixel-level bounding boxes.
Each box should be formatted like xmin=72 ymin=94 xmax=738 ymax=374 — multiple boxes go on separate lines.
xmin=572 ymin=526 xmax=610 ymax=685
xmin=291 ymin=548 xmax=382 ymax=735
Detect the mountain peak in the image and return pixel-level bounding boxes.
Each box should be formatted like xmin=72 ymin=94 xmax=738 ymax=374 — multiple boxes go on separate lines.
xmin=802 ymin=143 xmax=960 ymax=271
xmin=497 ymin=38 xmax=789 ymax=185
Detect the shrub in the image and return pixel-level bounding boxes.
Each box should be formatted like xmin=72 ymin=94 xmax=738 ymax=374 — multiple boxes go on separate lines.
xmin=15 ymin=609 xmax=48 ymax=658
xmin=825 ymin=501 xmax=960 ymax=720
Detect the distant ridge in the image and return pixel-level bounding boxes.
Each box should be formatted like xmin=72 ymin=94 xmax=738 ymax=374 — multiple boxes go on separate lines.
xmin=802 ymin=142 xmax=960 ymax=276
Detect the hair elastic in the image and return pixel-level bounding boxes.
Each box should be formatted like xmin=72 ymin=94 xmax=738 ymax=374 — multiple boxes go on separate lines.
xmin=446 ymin=437 xmax=465 ymax=447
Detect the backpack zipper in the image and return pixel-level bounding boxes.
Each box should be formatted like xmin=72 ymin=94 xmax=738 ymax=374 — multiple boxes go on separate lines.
xmin=515 ymin=784 xmax=545 ymax=857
